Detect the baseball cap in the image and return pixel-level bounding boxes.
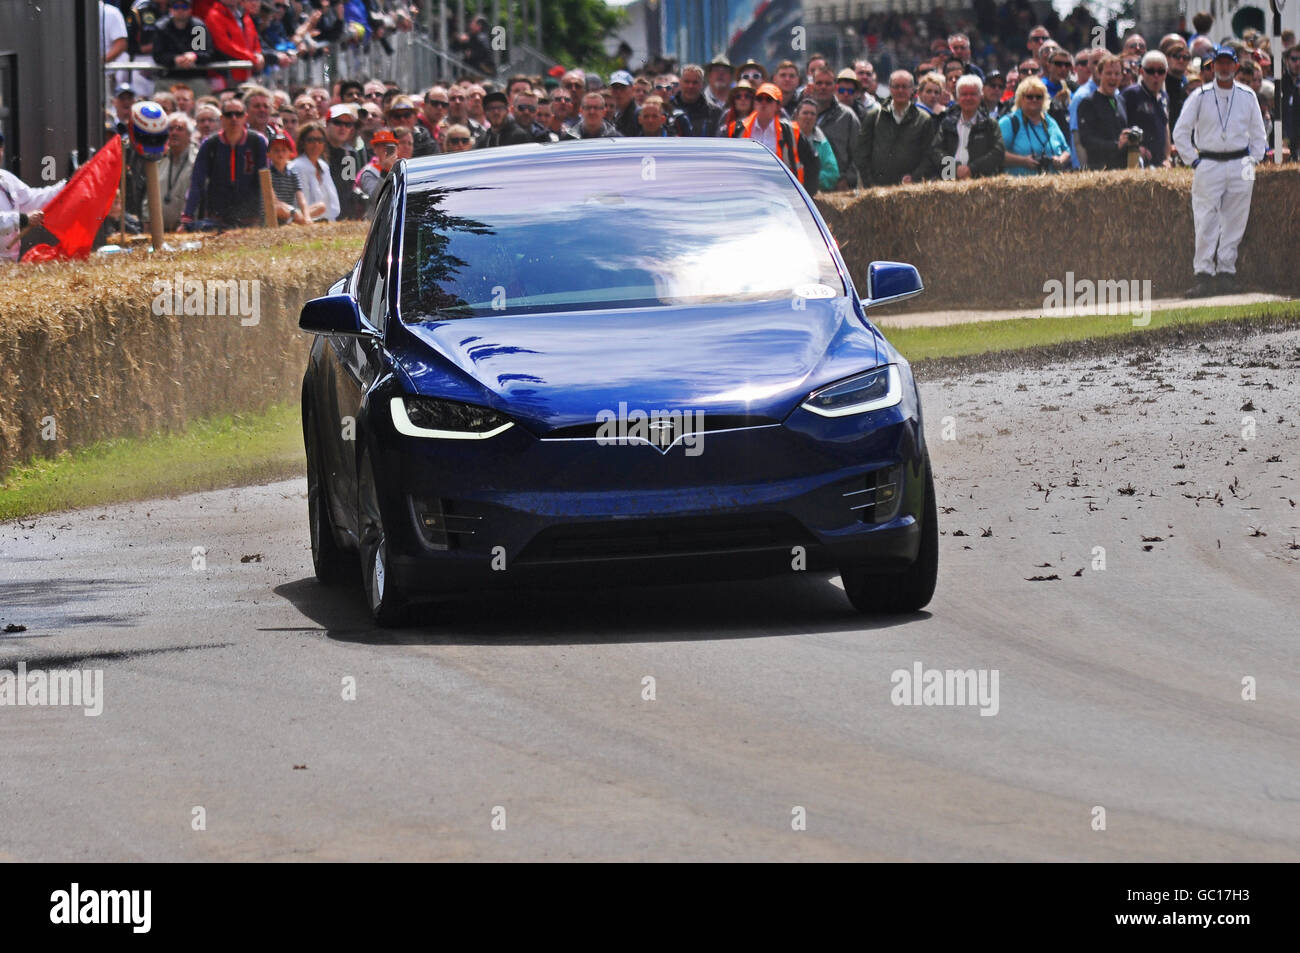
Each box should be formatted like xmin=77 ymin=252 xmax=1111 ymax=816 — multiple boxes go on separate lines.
xmin=1213 ymin=45 xmax=1238 ymax=62
xmin=268 ymin=130 xmax=296 ymax=155
xmin=609 ymin=70 xmax=634 ymax=87
xmin=328 ymin=103 xmax=358 ymax=120
xmin=482 ymin=90 xmax=508 ymax=108
xmin=547 ymin=65 xmax=566 ymax=79
xmin=755 ymin=82 xmax=783 ymax=101
xmin=114 ymin=84 xmax=135 ymax=99
xmin=370 ymin=129 xmax=398 ymax=148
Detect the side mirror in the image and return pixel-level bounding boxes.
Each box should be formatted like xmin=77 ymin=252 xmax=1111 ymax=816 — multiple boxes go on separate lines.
xmin=864 ymin=261 xmax=924 ymax=308
xmin=299 ymin=294 xmax=370 ymax=336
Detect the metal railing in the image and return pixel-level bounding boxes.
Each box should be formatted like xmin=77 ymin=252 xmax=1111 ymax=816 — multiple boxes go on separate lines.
xmin=110 ymin=31 xmax=472 ymax=98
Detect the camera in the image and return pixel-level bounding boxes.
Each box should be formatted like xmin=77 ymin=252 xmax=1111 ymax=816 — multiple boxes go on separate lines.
xmin=1035 ymin=154 xmax=1055 ymax=172
xmin=1124 ymin=126 xmax=1144 ymax=147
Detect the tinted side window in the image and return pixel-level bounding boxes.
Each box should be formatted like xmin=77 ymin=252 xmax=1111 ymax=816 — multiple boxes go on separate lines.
xmin=356 ymin=187 xmax=396 ymax=330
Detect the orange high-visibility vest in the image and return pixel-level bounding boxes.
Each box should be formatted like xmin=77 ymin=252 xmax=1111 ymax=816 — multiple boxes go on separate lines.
xmin=729 ymin=112 xmax=805 ymax=184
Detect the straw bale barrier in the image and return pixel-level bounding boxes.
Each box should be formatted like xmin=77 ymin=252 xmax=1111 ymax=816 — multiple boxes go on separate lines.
xmin=815 ymin=165 xmax=1300 ymax=313
xmin=0 ymin=223 xmax=367 ymax=474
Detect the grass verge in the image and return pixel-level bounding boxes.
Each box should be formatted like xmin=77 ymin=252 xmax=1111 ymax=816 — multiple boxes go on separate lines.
xmin=885 ymin=299 xmax=1300 ymax=364
xmin=2 ymin=299 xmax=1296 ymax=521
xmin=0 ymin=403 xmax=303 ymax=522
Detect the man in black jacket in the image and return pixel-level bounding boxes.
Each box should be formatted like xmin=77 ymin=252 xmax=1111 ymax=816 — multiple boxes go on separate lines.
xmin=152 ymin=0 xmax=214 ymax=88
xmin=1078 ymin=53 xmax=1135 ymax=170
xmin=671 ymin=65 xmax=722 ymax=136
xmin=608 ymin=71 xmax=641 ymax=137
xmin=324 ymin=104 xmax=366 ymax=220
xmin=927 ymin=75 xmax=1005 ymax=179
xmin=478 ymin=91 xmax=535 ymax=148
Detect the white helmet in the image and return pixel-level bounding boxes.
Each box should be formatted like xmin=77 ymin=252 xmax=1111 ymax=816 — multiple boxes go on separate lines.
xmin=130 ymin=100 xmax=169 ymax=159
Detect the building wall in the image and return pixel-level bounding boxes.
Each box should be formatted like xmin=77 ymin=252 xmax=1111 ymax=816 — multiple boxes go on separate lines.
xmin=0 ymin=0 xmax=101 ymax=184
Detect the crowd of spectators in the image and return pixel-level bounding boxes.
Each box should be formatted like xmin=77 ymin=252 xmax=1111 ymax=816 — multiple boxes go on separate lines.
xmin=95 ymin=0 xmax=1300 ymax=236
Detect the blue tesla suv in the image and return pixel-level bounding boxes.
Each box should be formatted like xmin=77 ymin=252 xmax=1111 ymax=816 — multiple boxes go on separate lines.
xmin=300 ymin=137 xmax=936 ymax=624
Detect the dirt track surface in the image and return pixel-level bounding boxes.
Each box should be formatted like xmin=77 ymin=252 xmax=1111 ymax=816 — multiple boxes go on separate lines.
xmin=1 ymin=328 xmax=1297 ymax=861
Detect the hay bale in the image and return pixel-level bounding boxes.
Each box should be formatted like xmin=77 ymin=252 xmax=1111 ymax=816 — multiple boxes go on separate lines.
xmin=0 ymin=222 xmax=368 ymax=476
xmin=816 ymin=165 xmax=1300 ymax=313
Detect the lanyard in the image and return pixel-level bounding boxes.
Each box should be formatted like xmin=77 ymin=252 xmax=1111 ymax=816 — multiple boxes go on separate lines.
xmin=164 ymin=151 xmax=190 ymax=202
xmin=1025 ymin=118 xmax=1049 ymax=155
xmin=1212 ymin=85 xmax=1234 ymax=136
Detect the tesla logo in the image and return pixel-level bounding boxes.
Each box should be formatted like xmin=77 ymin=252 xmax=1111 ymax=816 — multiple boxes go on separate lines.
xmin=595 ymin=404 xmax=705 ymax=456
xmin=646 ymin=419 xmax=676 ymax=447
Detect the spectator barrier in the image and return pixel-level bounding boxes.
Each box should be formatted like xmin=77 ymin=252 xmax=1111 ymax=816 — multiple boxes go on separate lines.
xmin=816 ymin=165 xmax=1300 ymax=312
xmin=0 ymin=223 xmax=367 ymax=474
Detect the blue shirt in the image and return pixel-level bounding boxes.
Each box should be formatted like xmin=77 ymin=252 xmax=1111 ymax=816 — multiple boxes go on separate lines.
xmin=1068 ymin=77 xmax=1097 ymax=168
xmin=998 ymin=110 xmax=1070 ymax=175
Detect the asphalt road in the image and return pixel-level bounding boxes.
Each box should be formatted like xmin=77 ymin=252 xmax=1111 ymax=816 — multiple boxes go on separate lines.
xmin=2 ymin=328 xmax=1297 ymax=861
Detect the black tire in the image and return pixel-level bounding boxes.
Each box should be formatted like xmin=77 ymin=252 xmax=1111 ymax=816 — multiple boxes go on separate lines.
xmin=306 ymin=416 xmax=353 ymax=587
xmin=841 ymin=455 xmax=939 ymax=614
xmin=357 ymin=451 xmax=407 ymax=627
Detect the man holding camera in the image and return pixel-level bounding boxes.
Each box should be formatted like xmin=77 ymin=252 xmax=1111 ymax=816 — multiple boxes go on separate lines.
xmin=1121 ymin=51 xmax=1172 ymax=166
xmin=1173 ymin=46 xmax=1268 ymax=296
xmin=1077 ymin=53 xmax=1136 ymax=170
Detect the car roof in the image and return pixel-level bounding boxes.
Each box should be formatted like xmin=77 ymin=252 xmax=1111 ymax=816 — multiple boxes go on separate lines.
xmin=401 ymin=136 xmax=774 ymax=189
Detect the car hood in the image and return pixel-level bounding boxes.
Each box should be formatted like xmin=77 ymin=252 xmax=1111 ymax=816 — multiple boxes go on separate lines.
xmin=395 ymin=298 xmax=880 ymax=432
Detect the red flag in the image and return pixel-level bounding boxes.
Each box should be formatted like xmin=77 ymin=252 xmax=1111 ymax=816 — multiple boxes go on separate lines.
xmin=22 ymin=136 xmax=123 ymax=263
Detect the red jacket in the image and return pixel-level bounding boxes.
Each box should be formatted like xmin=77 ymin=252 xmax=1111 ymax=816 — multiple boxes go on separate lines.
xmin=204 ymin=1 xmax=260 ymax=82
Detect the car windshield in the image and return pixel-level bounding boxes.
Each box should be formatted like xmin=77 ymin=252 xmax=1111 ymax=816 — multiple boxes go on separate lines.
xmin=399 ymin=149 xmax=844 ymax=320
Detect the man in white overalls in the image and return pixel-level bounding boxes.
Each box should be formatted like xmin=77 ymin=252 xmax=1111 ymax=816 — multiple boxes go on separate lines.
xmin=1172 ymin=46 xmax=1268 ymax=297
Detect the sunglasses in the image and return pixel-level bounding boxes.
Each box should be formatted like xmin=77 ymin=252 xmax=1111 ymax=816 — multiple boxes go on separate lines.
xmin=837 ymin=86 xmax=856 ymax=94
xmin=1143 ymin=67 xmax=1167 ymax=75
xmin=514 ymin=103 xmax=536 ymax=111
xmin=426 ymin=99 xmax=448 ymax=107
xmin=1170 ymin=51 xmax=1191 ymax=60
xmin=1022 ymin=93 xmax=1045 ymax=100
xmin=563 ymin=81 xmax=583 ymax=89
xmin=733 ymin=91 xmax=754 ymax=99
xmin=222 ymin=110 xmax=245 ymax=117
xmin=551 ymin=96 xmax=571 ymax=104
xmin=448 ymin=136 xmax=470 ymax=144
xmin=756 ymin=95 xmax=777 ymax=102
xmin=365 ymin=92 xmax=384 ymax=100
xmin=1021 ymin=66 xmax=1041 ymax=73
xmin=389 ymin=108 xmax=415 ymax=117
xmin=301 ymin=135 xmax=325 ymax=143
xmin=329 ymin=117 xmax=355 ymax=126
xmin=1029 ymin=35 xmax=1048 ymax=42
xmin=449 ymin=94 xmax=466 ymax=101
xmin=1052 ymin=60 xmax=1071 ymax=67
xmin=740 ymin=72 xmax=762 ymax=81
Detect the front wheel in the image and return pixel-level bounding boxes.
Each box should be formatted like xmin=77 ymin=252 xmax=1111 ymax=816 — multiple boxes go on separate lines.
xmin=358 ymin=451 xmax=408 ymax=627
xmin=306 ymin=418 xmax=353 ymax=587
xmin=841 ymin=456 xmax=938 ymax=614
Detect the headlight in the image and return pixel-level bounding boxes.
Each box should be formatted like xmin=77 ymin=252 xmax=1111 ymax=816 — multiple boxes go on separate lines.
xmin=801 ymin=365 xmax=902 ymax=417
xmin=390 ymin=396 xmax=514 ymax=439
